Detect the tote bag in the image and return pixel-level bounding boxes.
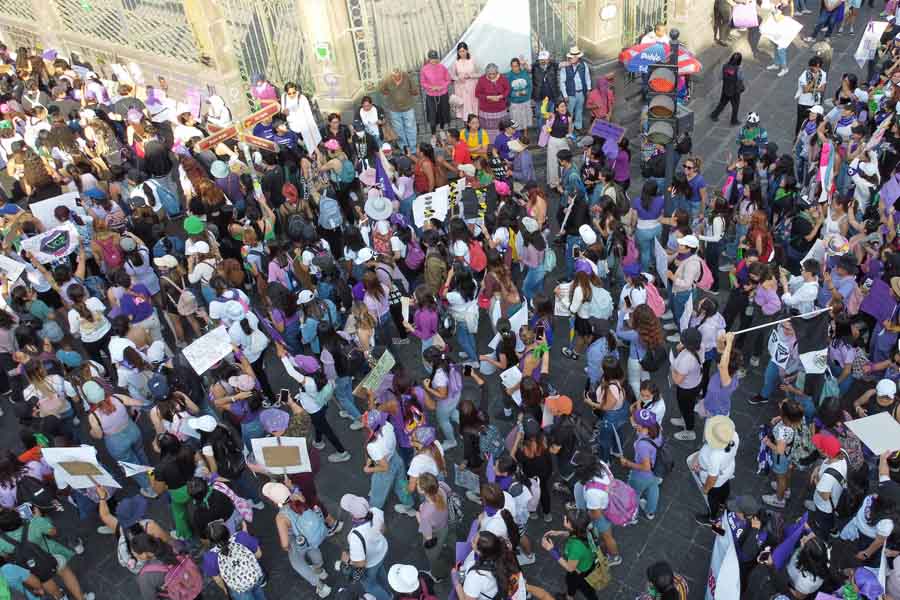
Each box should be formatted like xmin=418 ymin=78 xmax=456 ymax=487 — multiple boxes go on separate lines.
xmin=732 ymin=2 xmax=759 ymax=28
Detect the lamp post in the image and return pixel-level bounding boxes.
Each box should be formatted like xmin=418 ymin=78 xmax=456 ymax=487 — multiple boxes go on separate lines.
xmin=663 ymin=28 xmax=680 ymax=216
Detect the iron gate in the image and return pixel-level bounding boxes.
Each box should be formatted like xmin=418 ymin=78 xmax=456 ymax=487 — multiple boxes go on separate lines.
xmin=530 ymin=0 xmax=580 ymax=59
xmin=621 ymin=0 xmax=668 ymax=48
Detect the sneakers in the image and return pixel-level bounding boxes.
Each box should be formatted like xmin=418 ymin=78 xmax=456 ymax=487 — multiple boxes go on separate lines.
xmin=666 ymin=333 xmax=681 ymax=343
xmin=762 ymin=494 xmax=787 ymax=509
xmin=544 ymin=513 xmax=553 ymax=523
xmin=312 ymin=440 xmax=326 ymax=450
xmin=718 ymin=263 xmax=734 ymax=272
xmin=770 ymin=481 xmax=792 ymax=498
xmin=394 ymin=503 xmax=417 ymax=516
xmin=646 ymin=513 xmax=656 ymax=520
xmin=695 ymin=513 xmax=713 ymax=527
xmin=625 ymin=515 xmax=639 ymax=526
xmin=338 ymin=410 xmax=351 ymax=419
xmin=84 ymin=593 xmax=96 ymax=600
xmin=561 ymin=347 xmax=580 ymax=360
xmin=393 ymin=337 xmax=410 ymax=345
xmin=606 ymin=555 xmax=623 ymax=567
xmin=803 ymin=36 xmax=816 ymax=42
xmin=748 ymin=395 xmax=770 ymax=406
xmin=670 ymin=417 xmax=685 ymax=427
xmin=737 ymin=367 xmax=748 ymax=379
xmin=96 ymin=525 xmax=113 ymax=535
xmin=802 ymin=8 xmax=813 ymax=13
xmin=850 ymin=25 xmax=855 ymax=34
xmin=442 ymin=439 xmax=458 ymax=451
xmin=328 ymin=451 xmax=351 ymax=463
xmin=749 ymin=356 xmax=761 ymax=368
xmin=517 ymin=552 xmax=537 ymax=566
xmin=466 ymin=490 xmax=482 ymax=504
xmin=316 ymin=583 xmax=332 ymax=598
xmin=777 ymin=68 xmax=789 ymax=77
xmin=673 ymin=430 xmax=696 ymax=441
xmin=660 ymin=311 xmax=673 ymax=320
xmin=663 ymin=322 xmax=679 ymax=331
xmin=327 ymin=520 xmax=344 ymax=536
xmin=552 ymin=481 xmax=572 ymax=495
xmin=349 ymin=420 xmax=364 ymax=431
xmin=766 ymin=64 xmax=780 ymax=71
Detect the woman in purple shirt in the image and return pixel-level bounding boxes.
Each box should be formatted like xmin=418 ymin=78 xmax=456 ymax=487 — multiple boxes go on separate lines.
xmin=631 ymin=180 xmax=665 ymax=272
xmin=612 ymin=138 xmax=631 ymax=192
xmin=620 ymin=408 xmax=662 ymax=520
xmin=403 ymin=285 xmax=439 ymax=370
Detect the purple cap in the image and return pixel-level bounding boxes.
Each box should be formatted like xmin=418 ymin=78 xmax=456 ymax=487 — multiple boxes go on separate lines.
xmin=364 ymin=409 xmax=388 ymax=431
xmin=260 ymin=408 xmax=290 ymax=433
xmin=574 ymin=259 xmax=593 ymax=275
xmin=632 ymin=408 xmax=657 ymax=428
xmin=352 ymin=281 xmax=365 ymax=302
xmin=412 ymin=426 xmax=437 ymax=447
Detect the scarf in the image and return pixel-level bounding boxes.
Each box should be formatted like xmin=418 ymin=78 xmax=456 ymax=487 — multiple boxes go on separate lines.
xmin=483 ymin=505 xmax=499 ymax=517
xmin=803 ymin=120 xmax=818 ymax=135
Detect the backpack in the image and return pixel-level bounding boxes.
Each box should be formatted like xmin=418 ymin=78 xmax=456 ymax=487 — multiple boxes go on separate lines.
xmin=139 ymin=555 xmax=204 ymax=600
xmin=0 ymin=520 xmax=58 ymax=582
xmin=162 ymin=276 xmax=199 ymax=317
xmin=694 ymin=256 xmax=714 ymax=290
xmin=117 ymin=523 xmax=147 ymax=574
xmin=479 ymin=424 xmax=506 ymax=459
xmin=824 ymin=462 xmax=865 ymax=522
xmin=96 ymin=236 xmax=124 ymax=270
xmin=585 ymin=467 xmax=638 ymax=526
xmin=210 ymin=427 xmax=246 ymax=479
xmin=405 ymin=240 xmax=425 ymax=271
xmin=287 ymin=213 xmax=308 ymax=243
xmin=318 ymin=194 xmax=344 ymax=230
xmin=338 ymin=159 xmax=357 ymax=184
xmin=146 ymin=179 xmax=182 ymax=218
xmin=639 ymin=438 xmax=674 ymax=479
xmin=639 ymin=345 xmax=666 ymax=373
xmin=15 ymin=475 xmax=56 ymax=512
xmin=283 ymin=505 xmax=328 ymax=550
xmin=372 ymin=227 xmax=393 ymax=256
xmin=468 ymin=240 xmax=487 ymax=272
xmin=414 ymin=575 xmax=439 ymax=600
xmin=339 ymin=341 xmax=368 ymax=377
xmin=644 ymin=283 xmax=666 ymax=317
xmin=446 ymin=486 xmax=465 ymax=526
xmin=447 ymin=365 xmax=463 ymax=399
xmin=559 ymin=413 xmax=593 ymax=447
xmin=214 ymin=539 xmax=264 ymax=593
xmin=542 ymin=247 xmax=557 ymax=272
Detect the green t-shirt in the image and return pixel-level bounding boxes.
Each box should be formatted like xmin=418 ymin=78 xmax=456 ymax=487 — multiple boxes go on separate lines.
xmin=564 ymin=537 xmax=594 ymax=573
xmin=0 ymin=517 xmax=74 ymax=563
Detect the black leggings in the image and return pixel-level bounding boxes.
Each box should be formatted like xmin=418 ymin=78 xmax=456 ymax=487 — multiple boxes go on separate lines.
xmin=565 ymin=570 xmax=598 ymax=600
xmin=250 ymin=350 xmax=276 ymax=401
xmin=710 ymin=92 xmax=741 ymax=124
xmin=676 ymin=384 xmax=702 ymax=431
xmin=707 ymin=480 xmax=731 ymax=520
xmin=309 ymin=409 xmax=346 ymax=453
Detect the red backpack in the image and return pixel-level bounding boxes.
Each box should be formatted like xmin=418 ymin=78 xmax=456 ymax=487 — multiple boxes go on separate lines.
xmin=468 ymin=240 xmax=487 ymax=272
xmin=372 ymin=227 xmax=393 ymax=256
xmin=139 ymin=555 xmax=203 ymax=600
xmin=96 ymin=236 xmax=124 ymax=270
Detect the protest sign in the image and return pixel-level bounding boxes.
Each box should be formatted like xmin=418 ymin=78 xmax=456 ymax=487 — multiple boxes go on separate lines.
xmin=182 ymin=326 xmax=232 ymax=375
xmin=412 ymin=185 xmax=450 ymax=227
xmin=29 ymin=192 xmax=80 ymax=228
xmin=590 ymin=119 xmax=625 ymax=161
xmin=759 ymin=14 xmax=803 ymax=49
xmin=846 ymin=412 xmax=900 ymax=454
xmin=43 ymin=446 xmax=120 ymax=490
xmin=706 ymin=511 xmax=741 ymax=599
xmin=0 ymin=255 xmax=26 ymax=282
xmin=251 ymin=436 xmax=311 ymax=474
xmin=21 ymin=223 xmax=80 ymax=264
xmin=855 ymin=21 xmax=889 ymax=67
xmin=355 ymin=349 xmax=395 ymax=394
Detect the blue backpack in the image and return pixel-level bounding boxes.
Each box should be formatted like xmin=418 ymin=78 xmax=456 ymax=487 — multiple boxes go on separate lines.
xmin=146 ymin=179 xmax=182 ymax=218
xmin=318 ymin=194 xmax=343 ymax=230
xmin=338 ymin=159 xmax=356 ymax=184
xmin=282 ymin=505 xmax=327 ymax=550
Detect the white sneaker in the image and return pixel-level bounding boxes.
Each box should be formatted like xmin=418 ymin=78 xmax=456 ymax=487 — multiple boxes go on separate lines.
xmin=316 ymin=583 xmax=332 ymax=598
xmin=84 ymin=594 xmax=96 ymax=600
xmin=349 ymin=420 xmax=364 ymax=431
xmin=663 ymin=322 xmax=679 ymax=331
xmin=338 ymin=410 xmax=351 ymax=419
xmin=442 ymin=439 xmax=458 ymax=450
xmin=749 ymin=356 xmax=760 ymax=367
xmin=762 ymin=494 xmax=787 ymax=509
xmin=312 ymin=440 xmax=326 ymax=450
xmin=328 ymin=451 xmax=351 ymax=463
xmin=96 ymin=525 xmax=113 ymax=535
xmin=673 ymin=430 xmax=697 ymax=441
xmin=803 ymin=36 xmax=816 ymax=42
xmin=718 ymin=263 xmax=734 ymax=272
xmin=766 ymin=64 xmax=780 ymax=71
xmin=777 ymin=68 xmax=789 ymax=77
xmin=666 ymin=333 xmax=681 ymax=343
xmin=670 ymin=417 xmax=685 ymax=427
xmin=394 ymin=503 xmax=417 ymax=516
xmin=517 ymin=552 xmax=537 ymax=566
xmin=660 ymin=310 xmax=673 ymax=320
xmin=850 ymin=25 xmax=855 ymax=34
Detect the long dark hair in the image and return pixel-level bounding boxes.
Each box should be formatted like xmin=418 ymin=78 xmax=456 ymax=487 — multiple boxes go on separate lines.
xmin=207 ymin=519 xmax=233 ymax=556
xmin=472 ymin=530 xmax=520 ymax=599
xmin=727 ymin=52 xmax=742 ymax=66
xmin=640 ymin=179 xmax=658 ymax=212
xmin=480 ymin=482 xmax=521 ymax=549
xmin=129 ymin=533 xmax=179 ymax=565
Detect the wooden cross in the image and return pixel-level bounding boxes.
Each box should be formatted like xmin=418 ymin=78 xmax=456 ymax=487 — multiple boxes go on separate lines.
xmin=195 ymin=101 xmax=282 ymax=201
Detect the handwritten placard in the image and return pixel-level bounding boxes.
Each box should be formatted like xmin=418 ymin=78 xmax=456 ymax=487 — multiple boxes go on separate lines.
xmin=251 ymin=436 xmax=310 ymax=474
xmin=42 ymin=446 xmax=120 ymax=490
xmin=354 ymin=349 xmax=395 ymax=394
xmin=182 ymin=326 xmax=232 ymax=375
xmin=412 ymin=185 xmax=450 ymax=227
xmin=28 ymin=192 xmax=80 ymax=228
xmin=0 ymin=255 xmax=26 ymax=282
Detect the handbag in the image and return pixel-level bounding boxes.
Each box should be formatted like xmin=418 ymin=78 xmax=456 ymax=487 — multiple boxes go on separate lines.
xmin=538 ymin=116 xmax=554 ymax=148
xmin=381 ymin=118 xmax=399 ymax=143
xmin=732 ymin=2 xmax=759 ymax=28
xmin=583 ymin=530 xmax=611 ymax=590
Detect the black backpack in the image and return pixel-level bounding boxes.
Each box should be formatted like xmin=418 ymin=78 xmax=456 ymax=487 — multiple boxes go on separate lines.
xmin=0 ymin=520 xmax=58 ymax=582
xmin=341 ymin=341 xmax=368 ymax=377
xmin=286 ymin=213 xmax=308 ymax=242
xmin=639 ymin=345 xmax=666 ymax=372
xmin=437 ymin=304 xmax=456 ymax=338
xmin=640 ymin=438 xmax=674 ymax=479
xmin=15 ymin=475 xmax=56 ymax=512
xmin=210 ymin=426 xmax=246 ymax=479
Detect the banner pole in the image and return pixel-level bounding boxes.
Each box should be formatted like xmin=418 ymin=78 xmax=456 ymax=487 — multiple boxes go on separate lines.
xmin=729 ymin=307 xmax=830 ymax=337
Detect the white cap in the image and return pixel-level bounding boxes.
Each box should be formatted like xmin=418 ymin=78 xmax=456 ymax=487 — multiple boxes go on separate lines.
xmin=538 ymin=50 xmax=550 ymax=60
xmin=188 ymin=415 xmax=218 ymax=433
xmin=579 ymin=224 xmax=597 ymax=245
xmin=388 ymin=564 xmax=420 ymax=594
xmin=381 ymin=142 xmax=392 ymax=152
xmin=809 ymin=105 xmax=824 ymax=115
xmin=679 ymin=234 xmax=700 ymax=249
xmin=876 ymin=378 xmax=897 ymax=397
xmin=297 ymin=289 xmax=315 ymax=304
xmin=452 ymin=240 xmax=468 ymax=257
xmin=354 ymin=247 xmax=375 ymax=265
xmin=185 ymin=240 xmax=210 ymax=255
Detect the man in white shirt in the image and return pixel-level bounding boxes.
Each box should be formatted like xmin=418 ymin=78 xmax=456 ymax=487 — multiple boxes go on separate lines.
xmin=779 ymin=258 xmax=820 ymax=314
xmin=807 ymin=433 xmax=847 ymax=538
xmin=793 ymin=57 xmax=827 ymax=136
xmin=341 ymin=494 xmax=391 ymax=600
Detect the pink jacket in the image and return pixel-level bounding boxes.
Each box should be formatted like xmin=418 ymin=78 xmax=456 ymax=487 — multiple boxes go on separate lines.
xmin=420 ymin=63 xmax=451 ymax=97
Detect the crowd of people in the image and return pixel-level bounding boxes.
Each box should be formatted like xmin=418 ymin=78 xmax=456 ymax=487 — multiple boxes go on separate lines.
xmin=0 ymin=2 xmax=898 ymax=599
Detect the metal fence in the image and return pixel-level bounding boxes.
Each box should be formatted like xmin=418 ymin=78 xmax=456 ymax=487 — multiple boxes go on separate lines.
xmin=530 ymin=0 xmax=580 ymax=59
xmin=621 ymin=0 xmax=668 ymax=48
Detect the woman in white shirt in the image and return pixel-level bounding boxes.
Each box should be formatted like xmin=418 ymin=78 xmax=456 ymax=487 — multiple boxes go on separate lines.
xmin=445 ymin=267 xmax=480 ymax=364
xmin=406 ymin=426 xmax=445 ymax=494
xmin=227 ymin=309 xmax=273 ymax=400
xmin=839 ymin=489 xmax=896 ymax=567
xmin=362 ymin=409 xmax=416 ymax=517
xmin=454 ymin=531 xmax=526 ymax=600
xmin=22 ymin=360 xmax=79 ymax=441
xmin=691 ymin=415 xmax=739 ymax=525
xmin=281 ymin=83 xmax=321 ymax=155
xmin=67 ymin=283 xmax=112 ymax=358
xmin=781 ymin=535 xmax=827 ymax=598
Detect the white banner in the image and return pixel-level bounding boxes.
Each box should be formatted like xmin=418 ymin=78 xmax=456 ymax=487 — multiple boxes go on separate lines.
xmin=706 ymin=510 xmax=741 ymax=600
xmin=759 ymin=14 xmax=803 ymax=49
xmin=441 ymin=0 xmax=532 ymax=71
xmin=855 ymin=20 xmax=889 ymax=67
xmin=182 ymin=325 xmax=232 ymax=375
xmin=28 ymin=192 xmax=80 ymax=229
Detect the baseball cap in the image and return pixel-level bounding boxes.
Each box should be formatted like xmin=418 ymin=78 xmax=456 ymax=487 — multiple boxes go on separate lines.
xmin=340 ymin=494 xmax=371 ymax=519
xmin=727 ymin=495 xmax=761 ymax=515
xmin=261 ymin=482 xmax=292 ymax=507
xmin=877 ymin=378 xmax=897 ymax=397
xmin=679 ymin=234 xmax=700 ymax=249
xmin=354 ymin=247 xmax=375 ymax=265
xmin=538 ymin=50 xmax=550 ymax=60
xmin=148 ymin=374 xmax=169 ymax=400
xmin=812 ymin=433 xmax=841 ymax=458
xmin=188 ymin=415 xmax=218 ymax=433
xmin=546 ymin=395 xmax=573 ymax=415
xmin=185 ymin=240 xmax=209 ymax=255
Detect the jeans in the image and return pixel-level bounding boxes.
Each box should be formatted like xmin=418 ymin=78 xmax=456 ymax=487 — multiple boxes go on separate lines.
xmin=568 ymin=92 xmax=586 ymax=130
xmin=672 ymin=289 xmax=694 ymax=330
xmin=389 ymin=108 xmax=417 ymax=152
xmin=838 ymin=375 xmax=855 ymax=398
xmin=369 ymin=453 xmax=413 ymax=510
xmin=774 ymin=47 xmax=788 ymax=67
xmin=627 ymin=472 xmax=660 ymax=515
xmin=811 ymin=8 xmax=838 ymax=38
xmin=706 ymin=241 xmax=722 ymax=291
xmin=795 ymin=0 xmax=809 ymax=11
xmin=363 ymin=559 xmax=391 ymax=600
xmin=375 ymin=312 xmax=397 ymax=352
xmin=288 ymin=542 xmax=324 ymax=587
xmin=105 ymin=421 xmax=152 ymax=491
xmin=727 ymin=223 xmax=748 ymax=261
xmin=334 ymin=375 xmax=362 ymax=421
xmin=522 ymin=265 xmax=546 ymax=301
xmin=436 ymin=397 xmax=461 ymax=445
xmin=565 ymin=235 xmax=584 ymax=280
xmin=231 ymin=582 xmax=266 ymax=600
xmin=310 ymin=409 xmax=346 ymax=453
xmin=761 ymin=360 xmax=781 ymax=400
xmin=673 ymin=197 xmax=701 ymax=223
xmin=635 ymin=225 xmax=661 ymax=273
xmin=241 ymin=417 xmax=267 ymax=455
xmin=455 ymin=321 xmax=478 ymax=363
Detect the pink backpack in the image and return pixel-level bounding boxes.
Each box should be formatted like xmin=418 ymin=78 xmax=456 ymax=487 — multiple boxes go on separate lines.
xmin=695 ymin=257 xmax=714 ymax=291
xmin=644 ymin=282 xmax=665 ymax=317
xmin=139 ymin=554 xmax=203 ymax=600
xmin=584 ymin=467 xmax=638 ymax=526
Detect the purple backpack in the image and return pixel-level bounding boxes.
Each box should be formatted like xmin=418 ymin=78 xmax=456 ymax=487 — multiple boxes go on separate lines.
xmin=584 ymin=467 xmax=638 ymax=526
xmin=405 ymin=240 xmax=425 ymax=271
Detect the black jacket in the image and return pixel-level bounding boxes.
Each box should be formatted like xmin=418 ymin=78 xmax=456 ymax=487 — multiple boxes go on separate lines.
xmin=532 ymin=61 xmax=561 ymax=103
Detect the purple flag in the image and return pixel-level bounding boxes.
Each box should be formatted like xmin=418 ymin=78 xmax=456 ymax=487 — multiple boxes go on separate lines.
xmin=486 ymin=455 xmax=496 ymax=483
xmin=374 ymin=157 xmax=397 ymax=200
xmin=860 ymin=278 xmax=897 ymax=323
xmin=254 ymin=310 xmax=286 ymax=347
xmin=772 ymin=511 xmax=808 ymax=569
xmin=456 ymin=541 xmax=470 ymax=564
xmin=882 ymin=173 xmax=900 ymax=206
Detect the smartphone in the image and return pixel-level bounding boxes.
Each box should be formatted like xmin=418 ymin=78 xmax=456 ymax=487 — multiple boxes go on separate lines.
xmin=278 ymin=388 xmax=289 ymax=405
xmin=535 ymin=325 xmax=546 ymax=340
xmin=16 ymin=503 xmax=33 ymax=521
xmin=757 ymin=548 xmax=772 ymax=564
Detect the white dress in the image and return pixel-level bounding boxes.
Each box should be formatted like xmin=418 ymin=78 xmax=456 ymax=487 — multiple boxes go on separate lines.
xmin=281 ymin=93 xmax=322 ymax=155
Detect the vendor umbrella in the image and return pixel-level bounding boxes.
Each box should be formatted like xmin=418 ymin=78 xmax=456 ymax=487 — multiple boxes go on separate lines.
xmin=618 ymin=42 xmax=703 ymax=75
